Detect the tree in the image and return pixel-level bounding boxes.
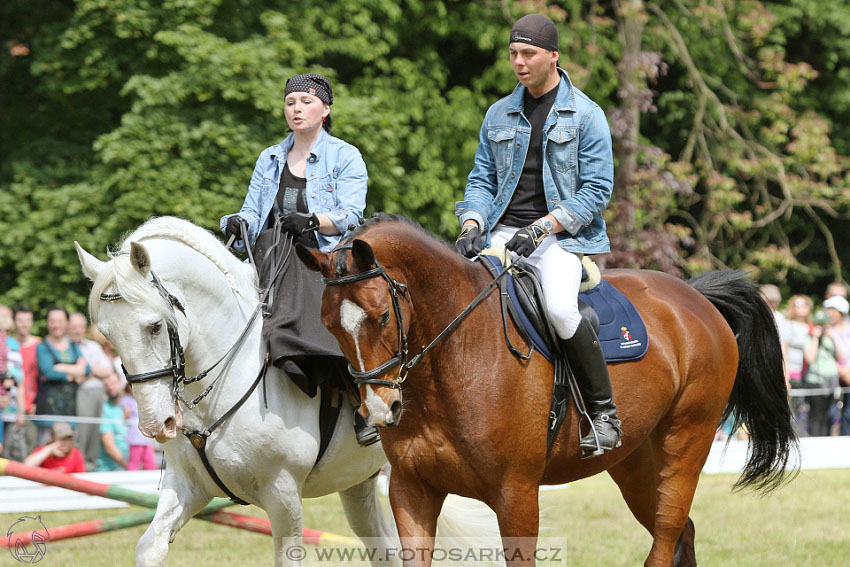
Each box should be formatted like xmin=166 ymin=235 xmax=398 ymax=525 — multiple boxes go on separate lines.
xmin=2 ymin=0 xmax=848 ymax=317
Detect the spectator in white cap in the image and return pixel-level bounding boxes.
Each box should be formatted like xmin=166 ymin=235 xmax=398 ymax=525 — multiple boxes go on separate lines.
xmin=822 ymin=294 xmax=850 ymax=435
xmin=803 ymin=294 xmax=849 ymax=436
xmin=824 ymin=281 xmax=850 ymax=324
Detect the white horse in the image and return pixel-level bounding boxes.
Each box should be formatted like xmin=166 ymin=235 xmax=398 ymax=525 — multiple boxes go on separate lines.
xmin=75 ymin=217 xmax=399 ymax=567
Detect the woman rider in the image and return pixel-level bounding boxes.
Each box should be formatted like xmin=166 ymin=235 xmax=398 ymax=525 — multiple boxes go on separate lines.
xmin=221 ymin=73 xmax=378 ymax=445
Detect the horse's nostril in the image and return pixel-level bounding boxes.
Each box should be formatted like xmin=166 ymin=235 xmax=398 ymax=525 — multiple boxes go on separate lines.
xmin=390 ymin=400 xmax=402 ymax=421
xmin=164 ymin=417 xmax=176 ymax=432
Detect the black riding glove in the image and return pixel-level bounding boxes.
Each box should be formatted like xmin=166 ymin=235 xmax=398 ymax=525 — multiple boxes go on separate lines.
xmin=281 ymin=212 xmax=320 ymax=236
xmin=505 ymin=221 xmax=550 ymax=257
xmin=225 ymin=215 xmax=249 ymax=240
xmin=455 ymin=225 xmax=483 ymax=258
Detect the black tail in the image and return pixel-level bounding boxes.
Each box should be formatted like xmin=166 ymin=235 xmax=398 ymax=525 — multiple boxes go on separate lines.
xmin=689 ymin=270 xmax=798 ymax=492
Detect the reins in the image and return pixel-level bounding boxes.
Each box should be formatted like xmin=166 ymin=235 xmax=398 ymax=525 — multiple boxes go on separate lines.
xmin=323 ymin=257 xmax=510 ymax=389
xmin=100 ymin=221 xmax=293 ymax=504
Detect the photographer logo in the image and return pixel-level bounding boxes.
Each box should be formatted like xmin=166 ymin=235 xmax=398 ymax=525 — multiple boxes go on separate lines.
xmin=6 ymin=516 xmax=50 ymax=564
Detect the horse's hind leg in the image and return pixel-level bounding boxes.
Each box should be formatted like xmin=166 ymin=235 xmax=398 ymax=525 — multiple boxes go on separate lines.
xmin=673 ymin=517 xmax=697 ymax=567
xmin=607 ymin=438 xmax=700 ymax=567
xmin=339 ymin=476 xmax=401 ymax=567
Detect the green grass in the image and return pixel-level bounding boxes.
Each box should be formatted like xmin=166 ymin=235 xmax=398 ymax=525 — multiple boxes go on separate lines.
xmin=2 ymin=469 xmax=846 ymax=566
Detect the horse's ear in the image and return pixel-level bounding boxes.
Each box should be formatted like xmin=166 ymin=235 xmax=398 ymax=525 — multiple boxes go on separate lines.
xmin=75 ymin=241 xmax=105 ymax=281
xmin=351 ymin=239 xmax=376 ymax=269
xmin=129 ymin=242 xmax=151 ymax=276
xmin=296 ymin=244 xmax=330 ymax=275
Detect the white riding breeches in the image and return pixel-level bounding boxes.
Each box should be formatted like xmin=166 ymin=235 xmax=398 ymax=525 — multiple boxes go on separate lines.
xmin=489 ymin=224 xmax=583 ymax=340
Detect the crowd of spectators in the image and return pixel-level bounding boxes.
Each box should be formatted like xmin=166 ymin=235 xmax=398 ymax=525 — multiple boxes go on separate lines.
xmin=761 ymin=281 xmax=850 ymax=438
xmin=1 ymin=304 xmax=158 ymax=472
xmin=3 ymin=279 xmax=850 ymax=473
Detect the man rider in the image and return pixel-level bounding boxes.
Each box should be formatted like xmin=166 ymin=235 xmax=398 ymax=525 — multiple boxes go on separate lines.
xmin=454 ymin=14 xmax=621 ymax=456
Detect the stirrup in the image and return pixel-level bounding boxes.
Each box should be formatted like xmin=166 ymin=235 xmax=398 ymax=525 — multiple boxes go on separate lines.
xmin=579 ymin=414 xmax=622 ymax=459
xmin=354 ymin=413 xmax=381 ymax=447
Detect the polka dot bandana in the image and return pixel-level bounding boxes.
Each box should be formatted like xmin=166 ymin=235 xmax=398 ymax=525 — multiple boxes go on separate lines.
xmin=284 ymin=74 xmax=333 ymax=106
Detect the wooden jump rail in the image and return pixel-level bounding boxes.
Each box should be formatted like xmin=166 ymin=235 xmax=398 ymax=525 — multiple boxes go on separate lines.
xmin=0 ymin=458 xmax=359 ymax=547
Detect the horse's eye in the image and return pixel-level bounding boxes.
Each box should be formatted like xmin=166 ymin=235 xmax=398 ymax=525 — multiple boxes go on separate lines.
xmin=379 ymin=311 xmax=390 ymax=327
xmin=149 ymin=321 xmax=163 ymax=335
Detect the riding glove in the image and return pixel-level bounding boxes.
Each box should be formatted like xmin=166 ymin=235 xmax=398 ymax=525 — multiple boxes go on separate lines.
xmin=455 ymin=225 xmax=483 ymax=258
xmin=281 ymin=212 xmax=320 ymax=235
xmin=225 ymin=215 xmax=249 ymax=240
xmin=505 ymin=220 xmax=551 ymax=257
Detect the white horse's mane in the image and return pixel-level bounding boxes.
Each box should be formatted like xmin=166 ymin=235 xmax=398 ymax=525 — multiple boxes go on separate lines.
xmin=89 ymin=216 xmax=257 ymax=324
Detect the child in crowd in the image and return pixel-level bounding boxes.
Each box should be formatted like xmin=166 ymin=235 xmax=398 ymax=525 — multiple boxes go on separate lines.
xmin=23 ymin=421 xmax=85 ymax=473
xmin=119 ymin=385 xmax=157 ymax=470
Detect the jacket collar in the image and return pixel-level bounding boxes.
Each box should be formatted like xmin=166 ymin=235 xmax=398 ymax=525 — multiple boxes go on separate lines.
xmin=271 ymin=127 xmax=329 ymax=162
xmin=506 ymin=67 xmax=576 ymax=114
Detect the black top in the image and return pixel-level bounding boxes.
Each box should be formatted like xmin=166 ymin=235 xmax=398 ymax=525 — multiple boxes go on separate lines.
xmin=273 ymin=161 xmax=317 ymax=248
xmin=500 ymin=84 xmax=559 ymax=227
xmin=275 ymin=162 xmax=308 ymax=215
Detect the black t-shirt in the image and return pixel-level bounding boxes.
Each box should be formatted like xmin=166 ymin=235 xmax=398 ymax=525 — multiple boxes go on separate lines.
xmin=500 ymin=84 xmax=559 ymax=227
xmin=275 ymin=162 xmax=308 ymax=215
xmin=274 ymin=162 xmax=318 ymax=247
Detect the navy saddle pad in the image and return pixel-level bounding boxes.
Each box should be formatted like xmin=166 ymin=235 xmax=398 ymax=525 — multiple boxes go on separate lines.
xmin=480 ymin=255 xmax=649 ymax=363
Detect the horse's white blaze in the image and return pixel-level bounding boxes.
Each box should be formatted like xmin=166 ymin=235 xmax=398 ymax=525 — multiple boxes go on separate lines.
xmin=340 ymin=299 xmax=367 ymax=371
xmin=364 ymin=385 xmax=393 ymax=424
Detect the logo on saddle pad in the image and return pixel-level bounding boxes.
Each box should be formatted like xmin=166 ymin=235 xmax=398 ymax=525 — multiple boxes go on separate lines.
xmin=619 ymin=326 xmax=643 ymax=350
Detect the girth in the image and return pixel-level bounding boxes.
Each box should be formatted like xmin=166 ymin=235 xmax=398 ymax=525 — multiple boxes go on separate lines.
xmin=480 ymin=257 xmax=598 ymax=455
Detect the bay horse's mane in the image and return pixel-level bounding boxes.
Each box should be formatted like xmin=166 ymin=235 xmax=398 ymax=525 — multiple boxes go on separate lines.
xmin=334 ymin=212 xmax=457 ymax=276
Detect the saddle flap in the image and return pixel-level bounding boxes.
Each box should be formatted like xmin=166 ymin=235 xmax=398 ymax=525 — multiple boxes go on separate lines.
xmin=509 ymin=264 xmax=600 ymax=359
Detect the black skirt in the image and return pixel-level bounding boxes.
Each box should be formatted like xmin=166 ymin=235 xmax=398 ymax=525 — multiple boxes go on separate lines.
xmin=252 ymin=224 xmax=350 ymax=398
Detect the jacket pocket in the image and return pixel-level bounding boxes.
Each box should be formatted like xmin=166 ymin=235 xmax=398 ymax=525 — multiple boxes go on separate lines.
xmin=316 ymin=174 xmax=338 ymax=210
xmin=262 ymin=175 xmax=274 ymax=197
xmin=487 ymin=128 xmax=516 ymax=173
xmin=546 ymin=128 xmax=578 ymax=172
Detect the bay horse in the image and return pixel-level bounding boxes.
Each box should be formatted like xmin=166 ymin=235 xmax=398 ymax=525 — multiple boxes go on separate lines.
xmin=75 ymin=217 xmax=400 ymax=566
xmin=296 ymin=214 xmax=797 ymax=567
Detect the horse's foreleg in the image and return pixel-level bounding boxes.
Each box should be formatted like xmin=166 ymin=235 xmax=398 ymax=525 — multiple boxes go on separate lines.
xmin=339 ymin=477 xmax=401 ymax=567
xmin=135 ymin=476 xmax=211 ymax=567
xmin=263 ymin=474 xmax=306 ymax=567
xmin=389 ymin=473 xmax=445 ymax=567
xmin=492 ymin=480 xmax=541 ymax=566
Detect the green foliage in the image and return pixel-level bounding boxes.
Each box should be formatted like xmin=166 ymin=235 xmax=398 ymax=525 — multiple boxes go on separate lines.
xmin=1 ymin=0 xmax=849 ymax=315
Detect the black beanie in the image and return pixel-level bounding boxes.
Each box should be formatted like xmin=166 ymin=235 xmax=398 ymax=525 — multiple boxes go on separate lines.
xmin=510 ymin=14 xmax=559 ymax=52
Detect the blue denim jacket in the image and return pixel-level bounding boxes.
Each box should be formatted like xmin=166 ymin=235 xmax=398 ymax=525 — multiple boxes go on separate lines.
xmin=456 ymin=68 xmax=613 ymax=254
xmin=221 ymin=128 xmax=367 ymax=253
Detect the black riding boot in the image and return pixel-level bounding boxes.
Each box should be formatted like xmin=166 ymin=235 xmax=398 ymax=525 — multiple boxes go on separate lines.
xmin=562 ymin=318 xmax=622 ymax=458
xmin=354 ymin=411 xmax=381 ymax=447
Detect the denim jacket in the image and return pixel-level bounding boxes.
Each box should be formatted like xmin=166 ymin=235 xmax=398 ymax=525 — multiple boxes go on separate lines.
xmin=221 ymin=128 xmax=367 ymax=253
xmin=456 ymin=68 xmax=613 ymax=254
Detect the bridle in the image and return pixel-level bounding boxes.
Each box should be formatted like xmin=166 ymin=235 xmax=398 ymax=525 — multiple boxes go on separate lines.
xmin=100 ymin=270 xmax=262 ymax=409
xmin=324 ymin=263 xmax=411 ymax=389
xmin=97 ymin=225 xmax=291 ymax=506
xmin=323 ymin=257 xmax=509 ymax=390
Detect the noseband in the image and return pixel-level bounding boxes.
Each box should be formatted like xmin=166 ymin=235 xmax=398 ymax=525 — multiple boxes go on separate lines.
xmin=323 ymin=258 xmax=509 ymax=390
xmin=101 ymin=270 xmax=262 ymax=409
